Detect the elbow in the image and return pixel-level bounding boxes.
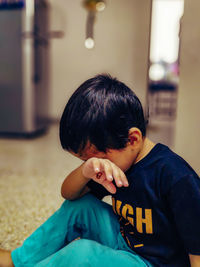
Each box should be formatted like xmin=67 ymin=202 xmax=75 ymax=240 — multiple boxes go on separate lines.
xmin=61 ymin=188 xmax=67 ymax=199
xmin=61 ymin=185 xmax=77 ymax=201
xmin=61 ymin=189 xmax=71 ymax=200
xmin=61 ymin=191 xmax=74 ymax=201
xmin=61 ymin=184 xmax=71 ymax=200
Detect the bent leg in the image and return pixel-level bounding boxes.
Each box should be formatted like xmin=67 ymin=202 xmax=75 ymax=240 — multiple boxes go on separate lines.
xmin=11 ymin=194 xmax=121 ymax=266
xmin=35 ymin=239 xmax=148 ymax=267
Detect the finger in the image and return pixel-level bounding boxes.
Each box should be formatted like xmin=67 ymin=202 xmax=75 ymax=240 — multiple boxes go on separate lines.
xmin=96 ymin=171 xmax=103 ymax=179
xmin=119 ymin=170 xmax=129 ymax=187
xmin=111 ymin=165 xmax=124 ymax=187
xmin=91 ymin=158 xmax=101 ymax=174
xmin=102 ymin=160 xmax=114 ymax=182
xmin=102 ymin=179 xmax=117 ymax=194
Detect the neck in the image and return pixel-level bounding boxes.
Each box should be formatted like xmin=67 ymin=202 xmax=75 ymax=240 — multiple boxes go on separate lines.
xmin=134 ymin=137 xmax=155 ymax=164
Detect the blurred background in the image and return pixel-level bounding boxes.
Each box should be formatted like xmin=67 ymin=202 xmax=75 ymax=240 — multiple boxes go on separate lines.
xmin=0 ymin=0 xmax=200 ymax=250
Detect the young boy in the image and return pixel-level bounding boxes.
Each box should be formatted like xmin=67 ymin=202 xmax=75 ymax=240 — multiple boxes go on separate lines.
xmin=1 ymin=74 xmax=200 ymax=267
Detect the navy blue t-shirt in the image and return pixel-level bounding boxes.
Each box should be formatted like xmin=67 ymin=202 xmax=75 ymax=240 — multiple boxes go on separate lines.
xmin=87 ymin=143 xmax=200 ymax=266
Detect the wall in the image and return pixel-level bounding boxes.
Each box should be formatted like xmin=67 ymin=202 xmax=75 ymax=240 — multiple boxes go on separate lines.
xmin=175 ymin=0 xmax=200 ymax=174
xmin=47 ymin=0 xmax=151 ymax=119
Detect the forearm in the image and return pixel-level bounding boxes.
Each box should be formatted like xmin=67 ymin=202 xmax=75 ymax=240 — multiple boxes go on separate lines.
xmin=61 ymin=163 xmax=91 ymax=200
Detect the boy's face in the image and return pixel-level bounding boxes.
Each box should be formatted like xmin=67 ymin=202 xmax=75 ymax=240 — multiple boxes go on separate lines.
xmin=71 ymin=142 xmax=139 ymax=172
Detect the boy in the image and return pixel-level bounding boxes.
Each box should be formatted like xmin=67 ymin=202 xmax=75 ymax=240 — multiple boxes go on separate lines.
xmin=1 ymin=74 xmax=200 ymax=267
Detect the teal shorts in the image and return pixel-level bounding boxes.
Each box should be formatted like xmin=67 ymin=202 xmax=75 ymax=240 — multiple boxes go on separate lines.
xmin=12 ymin=193 xmax=152 ymax=267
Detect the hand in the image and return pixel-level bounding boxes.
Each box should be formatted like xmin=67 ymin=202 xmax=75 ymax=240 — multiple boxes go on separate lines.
xmin=82 ymin=157 xmax=129 ymax=194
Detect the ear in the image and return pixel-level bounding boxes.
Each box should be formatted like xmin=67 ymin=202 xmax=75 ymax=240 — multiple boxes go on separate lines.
xmin=128 ymin=127 xmax=143 ymax=147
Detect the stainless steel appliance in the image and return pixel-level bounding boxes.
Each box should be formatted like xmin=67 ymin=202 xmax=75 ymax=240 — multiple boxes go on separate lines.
xmin=0 ymin=0 xmax=50 ymax=136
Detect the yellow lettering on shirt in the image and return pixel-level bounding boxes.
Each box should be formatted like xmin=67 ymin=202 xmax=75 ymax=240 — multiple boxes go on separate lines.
xmin=112 ymin=197 xmax=153 ymax=235
xmin=122 ymin=204 xmax=134 ymax=226
xmin=136 ymin=207 xmax=153 ymax=234
xmin=112 ymin=197 xmax=116 ymax=214
xmin=116 ymin=200 xmax=122 ymax=215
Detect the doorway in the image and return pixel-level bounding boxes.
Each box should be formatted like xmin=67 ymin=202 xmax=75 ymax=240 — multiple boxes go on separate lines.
xmin=147 ymin=0 xmax=184 ymax=148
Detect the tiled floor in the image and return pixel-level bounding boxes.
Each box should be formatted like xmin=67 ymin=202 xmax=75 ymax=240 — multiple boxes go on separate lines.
xmin=0 ymin=120 xmax=175 ymax=251
xmin=0 ymin=123 xmax=82 ymax=250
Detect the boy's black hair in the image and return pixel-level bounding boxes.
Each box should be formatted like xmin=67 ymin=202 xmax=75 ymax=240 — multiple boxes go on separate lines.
xmin=60 ymin=74 xmax=146 ymax=153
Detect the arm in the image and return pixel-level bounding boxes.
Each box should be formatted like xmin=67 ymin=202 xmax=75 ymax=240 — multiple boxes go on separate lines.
xmin=61 ymin=157 xmax=129 ymax=200
xmin=61 ymin=163 xmax=91 ymax=200
xmin=189 ymin=254 xmax=200 ymax=267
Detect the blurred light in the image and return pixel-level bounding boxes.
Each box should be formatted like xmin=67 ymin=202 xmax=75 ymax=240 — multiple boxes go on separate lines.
xmin=150 ymin=0 xmax=184 ymax=63
xmin=96 ymin=1 xmax=106 ymax=12
xmin=26 ymin=0 xmax=34 ymax=17
xmin=85 ymin=37 xmax=95 ymax=49
xmin=149 ymin=63 xmax=165 ymax=81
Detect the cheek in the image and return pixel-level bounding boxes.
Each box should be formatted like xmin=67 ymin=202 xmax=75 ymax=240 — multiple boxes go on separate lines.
xmin=108 ymin=156 xmax=129 ymax=171
xmin=119 ymin=159 xmax=133 ymax=172
xmin=110 ymin=152 xmax=135 ymax=172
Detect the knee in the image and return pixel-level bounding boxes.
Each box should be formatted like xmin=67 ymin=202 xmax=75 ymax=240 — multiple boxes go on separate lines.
xmin=61 ymin=193 xmax=100 ymax=212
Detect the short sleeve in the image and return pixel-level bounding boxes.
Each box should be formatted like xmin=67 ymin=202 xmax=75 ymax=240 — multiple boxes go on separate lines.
xmin=168 ymin=173 xmax=200 ymax=254
xmin=87 ymin=180 xmax=110 ymax=200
